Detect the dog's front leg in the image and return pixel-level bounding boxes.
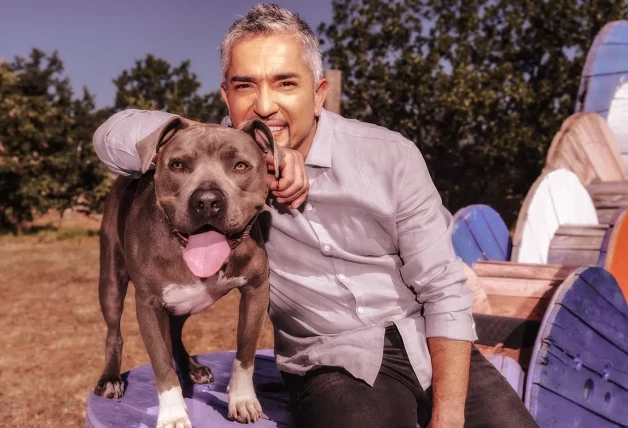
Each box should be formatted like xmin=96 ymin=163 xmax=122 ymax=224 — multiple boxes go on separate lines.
xmin=227 ymin=280 xmax=269 ymax=423
xmin=136 ymin=295 xmax=190 ymax=428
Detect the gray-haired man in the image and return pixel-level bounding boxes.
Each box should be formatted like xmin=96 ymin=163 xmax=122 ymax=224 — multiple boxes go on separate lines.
xmin=93 ymin=4 xmax=538 ymax=428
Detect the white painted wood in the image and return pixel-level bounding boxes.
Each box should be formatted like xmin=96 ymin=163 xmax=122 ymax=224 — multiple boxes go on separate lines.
xmin=514 ymin=169 xmax=598 ymax=264
xmin=608 ymin=82 xmax=628 ymax=172
xmin=487 ymin=355 xmax=525 ymax=398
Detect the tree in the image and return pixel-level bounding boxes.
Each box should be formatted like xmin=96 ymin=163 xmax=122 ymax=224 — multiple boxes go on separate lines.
xmin=318 ymin=0 xmax=628 ymax=225
xmin=0 ymin=49 xmax=111 ymax=233
xmin=113 ymin=54 xmax=228 ymax=123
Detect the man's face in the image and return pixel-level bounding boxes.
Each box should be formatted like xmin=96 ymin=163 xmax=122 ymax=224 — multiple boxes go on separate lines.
xmin=221 ymin=33 xmax=328 ymax=158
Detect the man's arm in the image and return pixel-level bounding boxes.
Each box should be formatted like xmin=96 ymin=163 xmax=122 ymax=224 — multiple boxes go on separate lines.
xmin=394 ymin=142 xmax=476 ymax=428
xmin=93 ymin=109 xmax=308 ymax=208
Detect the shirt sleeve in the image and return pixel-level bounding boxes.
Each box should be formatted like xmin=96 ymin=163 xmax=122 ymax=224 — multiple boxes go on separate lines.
xmin=395 ymin=143 xmax=477 ymax=342
xmin=92 ymin=109 xmax=176 ymax=177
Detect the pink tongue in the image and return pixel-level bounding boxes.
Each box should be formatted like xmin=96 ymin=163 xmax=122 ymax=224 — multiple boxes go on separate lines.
xmin=182 ymin=230 xmax=230 ymax=278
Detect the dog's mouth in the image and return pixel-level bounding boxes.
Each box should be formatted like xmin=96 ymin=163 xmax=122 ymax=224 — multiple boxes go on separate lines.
xmin=173 ymin=221 xmax=255 ymax=279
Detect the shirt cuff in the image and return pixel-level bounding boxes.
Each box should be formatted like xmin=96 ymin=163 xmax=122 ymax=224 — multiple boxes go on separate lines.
xmin=425 ymin=310 xmax=478 ymax=342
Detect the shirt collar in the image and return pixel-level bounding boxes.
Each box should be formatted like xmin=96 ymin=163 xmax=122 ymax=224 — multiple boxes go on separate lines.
xmin=305 ymin=109 xmax=333 ymax=168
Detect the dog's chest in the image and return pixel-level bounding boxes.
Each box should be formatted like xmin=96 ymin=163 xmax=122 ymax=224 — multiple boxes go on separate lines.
xmin=161 ymin=272 xmax=247 ymax=315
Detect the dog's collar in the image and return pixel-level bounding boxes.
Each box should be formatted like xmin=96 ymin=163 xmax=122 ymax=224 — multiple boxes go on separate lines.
xmin=173 ymin=221 xmax=254 ymax=250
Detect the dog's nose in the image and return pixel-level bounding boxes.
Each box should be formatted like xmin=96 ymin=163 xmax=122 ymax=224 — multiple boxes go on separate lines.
xmin=189 ymin=189 xmax=225 ymax=217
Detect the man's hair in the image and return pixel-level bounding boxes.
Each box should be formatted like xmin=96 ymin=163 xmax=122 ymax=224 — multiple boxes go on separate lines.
xmin=220 ymin=3 xmax=323 ymax=84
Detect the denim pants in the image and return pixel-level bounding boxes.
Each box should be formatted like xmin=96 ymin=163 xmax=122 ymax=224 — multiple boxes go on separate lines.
xmin=281 ymin=326 xmax=539 ymax=428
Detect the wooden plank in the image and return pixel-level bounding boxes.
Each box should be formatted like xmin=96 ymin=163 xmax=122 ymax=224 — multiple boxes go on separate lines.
xmin=590 ymin=193 xmax=628 ymax=208
xmin=474 ymin=314 xmax=540 ymax=349
xmin=547 ymin=248 xmax=601 ymax=266
xmin=452 ymin=205 xmax=511 ymax=266
xmin=486 ymin=295 xmax=550 ymax=321
xmin=487 ymin=355 xmax=525 ymax=399
xmin=512 ymin=169 xmax=598 ymax=264
xmin=525 ymin=266 xmax=628 ymax=423
xmin=480 ymin=276 xmax=559 ymax=299
xmin=475 ymin=344 xmax=532 ymax=369
xmin=587 ymin=180 xmax=628 ymax=195
xmin=473 ymin=261 xmax=576 ymax=281
xmin=597 ymin=208 xmax=619 ymax=224
xmin=323 ymin=69 xmax=342 ymax=115
xmin=549 ymin=234 xmax=604 ymax=250
xmin=531 ymin=386 xmax=624 ymax=428
xmin=463 ymin=262 xmax=492 ymax=314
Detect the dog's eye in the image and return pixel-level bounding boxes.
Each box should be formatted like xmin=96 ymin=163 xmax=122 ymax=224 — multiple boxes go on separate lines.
xmin=234 ymin=162 xmax=248 ymax=171
xmin=170 ymin=161 xmax=183 ymax=170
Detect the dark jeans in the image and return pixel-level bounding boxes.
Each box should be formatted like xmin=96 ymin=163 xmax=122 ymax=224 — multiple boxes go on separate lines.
xmin=281 ymin=326 xmax=539 ymax=428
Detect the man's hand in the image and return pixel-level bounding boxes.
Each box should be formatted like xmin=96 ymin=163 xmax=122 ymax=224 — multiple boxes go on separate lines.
xmin=265 ymin=150 xmax=309 ymax=209
xmin=427 ymin=337 xmax=471 ymax=428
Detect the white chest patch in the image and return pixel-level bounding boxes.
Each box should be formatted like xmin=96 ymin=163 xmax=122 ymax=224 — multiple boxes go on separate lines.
xmin=162 ymin=272 xmax=247 ymax=315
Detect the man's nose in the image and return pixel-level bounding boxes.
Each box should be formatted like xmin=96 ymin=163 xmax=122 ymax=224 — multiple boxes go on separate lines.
xmin=253 ymin=85 xmax=279 ymax=118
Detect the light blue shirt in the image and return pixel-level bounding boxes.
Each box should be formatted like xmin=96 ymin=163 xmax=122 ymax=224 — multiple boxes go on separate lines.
xmin=92 ymin=108 xmax=477 ymax=389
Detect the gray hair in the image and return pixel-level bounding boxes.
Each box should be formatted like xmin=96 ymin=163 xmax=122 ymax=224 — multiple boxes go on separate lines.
xmin=220 ymin=3 xmax=323 ymax=84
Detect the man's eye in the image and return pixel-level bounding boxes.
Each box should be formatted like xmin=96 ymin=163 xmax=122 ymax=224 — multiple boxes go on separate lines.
xmin=234 ymin=84 xmax=251 ymax=90
xmin=279 ymin=81 xmax=296 ymax=87
xmin=170 ymin=161 xmax=183 ymax=169
xmin=234 ymin=161 xmax=248 ymax=171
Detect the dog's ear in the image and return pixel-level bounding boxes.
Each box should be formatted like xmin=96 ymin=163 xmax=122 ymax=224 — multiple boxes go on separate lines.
xmin=239 ymin=119 xmax=285 ymax=179
xmin=136 ymin=116 xmax=188 ymax=174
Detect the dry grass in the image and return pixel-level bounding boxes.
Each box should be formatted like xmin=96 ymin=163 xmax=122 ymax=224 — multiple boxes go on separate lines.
xmin=0 ymin=211 xmax=274 ymax=427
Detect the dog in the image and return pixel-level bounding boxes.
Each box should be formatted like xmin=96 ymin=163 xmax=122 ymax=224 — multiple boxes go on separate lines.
xmin=93 ymin=116 xmax=283 ymax=428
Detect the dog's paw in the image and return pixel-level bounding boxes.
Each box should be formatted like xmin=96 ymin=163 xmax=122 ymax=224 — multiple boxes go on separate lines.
xmin=187 ymin=363 xmax=214 ymax=384
xmin=156 ymin=415 xmax=192 ymax=428
xmin=228 ymin=394 xmax=263 ymax=424
xmin=94 ymin=375 xmax=125 ymax=399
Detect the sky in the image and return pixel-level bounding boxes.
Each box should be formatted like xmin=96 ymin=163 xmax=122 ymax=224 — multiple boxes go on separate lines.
xmin=0 ymin=0 xmax=334 ymax=108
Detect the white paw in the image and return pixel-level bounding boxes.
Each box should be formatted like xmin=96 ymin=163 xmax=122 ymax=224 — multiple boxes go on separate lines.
xmin=227 ymin=358 xmax=263 ymax=423
xmin=228 ymin=393 xmax=263 ymax=423
xmin=157 ymin=386 xmax=191 ymax=428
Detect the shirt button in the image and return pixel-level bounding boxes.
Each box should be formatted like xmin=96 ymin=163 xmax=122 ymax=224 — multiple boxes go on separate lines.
xmin=323 ymin=245 xmax=330 ymax=253
xmin=305 ymin=203 xmax=313 ymax=211
xmin=338 ymin=273 xmax=345 ymax=280
xmin=357 ymin=306 xmax=364 ymax=314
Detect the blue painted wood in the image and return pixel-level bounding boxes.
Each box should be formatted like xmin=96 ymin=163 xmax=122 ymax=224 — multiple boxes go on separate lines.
xmin=525 ymin=267 xmax=628 ymax=427
xmin=86 ymin=350 xmax=293 ymax=428
xmin=576 ymin=21 xmax=628 ymax=119
xmin=452 ymin=205 xmax=512 ymax=266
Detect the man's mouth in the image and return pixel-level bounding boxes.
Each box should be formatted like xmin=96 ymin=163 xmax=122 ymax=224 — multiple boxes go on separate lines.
xmin=265 ymin=123 xmax=287 ymax=134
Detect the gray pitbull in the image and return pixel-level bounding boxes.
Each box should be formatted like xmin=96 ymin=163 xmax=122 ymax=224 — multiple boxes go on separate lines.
xmin=94 ymin=116 xmax=283 ymax=428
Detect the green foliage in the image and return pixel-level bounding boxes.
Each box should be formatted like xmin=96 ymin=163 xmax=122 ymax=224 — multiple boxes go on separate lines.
xmin=319 ymin=0 xmax=628 ymax=225
xmin=0 ymin=49 xmax=111 ymax=232
xmin=113 ymin=54 xmax=228 ymax=123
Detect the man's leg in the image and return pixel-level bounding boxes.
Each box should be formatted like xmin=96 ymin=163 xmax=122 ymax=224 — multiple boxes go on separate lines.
xmin=281 ymin=327 xmax=424 ymax=428
xmin=464 ymin=348 xmax=539 ymax=428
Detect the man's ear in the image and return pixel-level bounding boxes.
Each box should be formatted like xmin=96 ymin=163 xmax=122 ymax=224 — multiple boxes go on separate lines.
xmin=239 ymin=119 xmax=285 ymax=179
xmin=136 ymin=116 xmax=187 ymax=174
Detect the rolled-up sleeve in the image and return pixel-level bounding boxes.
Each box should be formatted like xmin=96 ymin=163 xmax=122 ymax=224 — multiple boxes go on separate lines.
xmin=92 ymin=109 xmax=176 ymax=176
xmin=395 ymin=143 xmax=477 ymax=342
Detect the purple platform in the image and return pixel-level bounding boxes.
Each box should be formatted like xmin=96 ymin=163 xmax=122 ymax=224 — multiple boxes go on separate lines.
xmin=86 ymin=349 xmax=292 ymax=428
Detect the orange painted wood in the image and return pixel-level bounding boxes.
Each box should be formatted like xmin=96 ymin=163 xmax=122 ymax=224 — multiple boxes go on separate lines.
xmin=601 ymin=209 xmax=628 ymax=301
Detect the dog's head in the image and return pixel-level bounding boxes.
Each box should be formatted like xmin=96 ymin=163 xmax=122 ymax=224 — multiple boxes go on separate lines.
xmin=136 ymin=117 xmax=283 ymax=238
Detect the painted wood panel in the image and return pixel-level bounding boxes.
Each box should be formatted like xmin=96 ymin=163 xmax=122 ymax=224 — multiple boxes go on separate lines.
xmin=608 ymin=82 xmax=628 ymax=165
xmin=525 ymin=267 xmax=628 ymax=427
xmin=452 ymin=204 xmax=512 ymax=266
xmin=512 ymin=169 xmax=598 ymax=264
xmin=545 ymin=112 xmax=626 ymax=185
xmin=86 ymin=350 xmax=292 ymax=428
xmin=576 ymin=21 xmax=628 ymax=120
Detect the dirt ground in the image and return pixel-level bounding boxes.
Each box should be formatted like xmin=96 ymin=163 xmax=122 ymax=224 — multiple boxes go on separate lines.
xmin=0 ymin=211 xmax=274 ymax=427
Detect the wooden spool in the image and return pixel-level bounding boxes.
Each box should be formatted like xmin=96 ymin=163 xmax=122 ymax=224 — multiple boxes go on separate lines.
xmin=472 ymin=261 xmax=578 ymax=369
xmin=86 ymin=350 xmax=292 ymax=428
xmin=544 ymin=112 xmax=626 ymax=185
xmin=587 ymin=179 xmax=628 ymax=223
xmin=548 ymin=208 xmax=628 ymax=301
xmin=576 ymin=20 xmax=628 ymax=171
xmin=512 ymin=169 xmax=598 ymax=264
xmin=452 ymin=204 xmax=512 ymax=266
xmin=525 ymin=267 xmax=628 ymax=427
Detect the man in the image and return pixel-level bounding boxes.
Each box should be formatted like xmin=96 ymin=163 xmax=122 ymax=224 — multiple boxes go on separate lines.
xmin=93 ymin=4 xmax=538 ymax=428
